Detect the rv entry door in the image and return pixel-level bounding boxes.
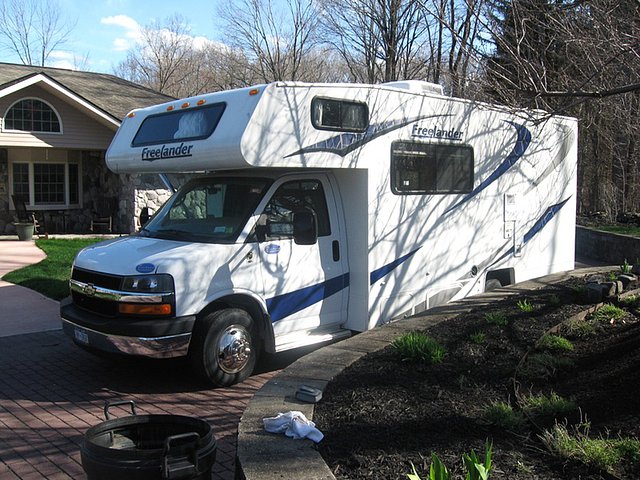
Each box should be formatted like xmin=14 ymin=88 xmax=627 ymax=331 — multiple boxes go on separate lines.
xmin=256 ymin=175 xmax=348 ymax=338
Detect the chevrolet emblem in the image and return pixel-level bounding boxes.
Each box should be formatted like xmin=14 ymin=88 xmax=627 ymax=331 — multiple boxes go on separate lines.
xmin=83 ymin=283 xmax=97 ymax=296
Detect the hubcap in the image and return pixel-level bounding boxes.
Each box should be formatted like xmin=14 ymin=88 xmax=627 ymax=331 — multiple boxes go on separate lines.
xmin=217 ymin=325 xmax=252 ymax=374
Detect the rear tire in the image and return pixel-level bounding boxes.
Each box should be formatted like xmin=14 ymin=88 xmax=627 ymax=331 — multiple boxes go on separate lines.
xmin=485 ymin=278 xmax=503 ymax=292
xmin=189 ymin=308 xmax=258 ymax=387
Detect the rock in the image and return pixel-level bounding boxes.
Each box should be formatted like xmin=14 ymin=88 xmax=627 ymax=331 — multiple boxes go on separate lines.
xmin=618 ymin=274 xmax=637 ymax=289
xmin=586 ymin=274 xmax=607 ymax=284
xmin=586 ymin=284 xmax=607 ymax=303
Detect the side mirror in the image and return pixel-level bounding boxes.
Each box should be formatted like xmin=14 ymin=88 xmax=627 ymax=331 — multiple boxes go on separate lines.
xmin=140 ymin=207 xmax=153 ymax=227
xmin=293 ymin=210 xmax=317 ymax=245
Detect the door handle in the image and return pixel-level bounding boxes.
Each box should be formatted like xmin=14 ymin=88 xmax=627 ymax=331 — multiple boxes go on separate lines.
xmin=332 ymin=240 xmax=340 ymax=262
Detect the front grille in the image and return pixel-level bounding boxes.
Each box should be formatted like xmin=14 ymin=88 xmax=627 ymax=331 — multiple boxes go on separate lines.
xmin=72 ymin=291 xmax=118 ymax=316
xmin=71 ymin=267 xmax=123 ymax=317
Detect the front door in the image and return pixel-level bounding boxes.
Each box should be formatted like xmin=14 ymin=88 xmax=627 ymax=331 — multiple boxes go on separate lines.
xmin=256 ymin=175 xmax=349 ymax=337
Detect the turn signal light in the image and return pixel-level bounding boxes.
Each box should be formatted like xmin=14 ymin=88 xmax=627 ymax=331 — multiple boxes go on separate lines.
xmin=118 ymin=303 xmax=173 ymax=316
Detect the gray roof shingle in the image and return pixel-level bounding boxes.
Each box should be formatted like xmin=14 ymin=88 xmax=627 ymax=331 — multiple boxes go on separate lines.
xmin=0 ymin=62 xmax=174 ymax=122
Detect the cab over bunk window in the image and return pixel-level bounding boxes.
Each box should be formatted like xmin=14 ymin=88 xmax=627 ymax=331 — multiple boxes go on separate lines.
xmin=391 ymin=141 xmax=474 ymax=194
xmin=132 ymin=103 xmax=226 ymax=147
xmin=311 ymin=97 xmax=368 ymax=132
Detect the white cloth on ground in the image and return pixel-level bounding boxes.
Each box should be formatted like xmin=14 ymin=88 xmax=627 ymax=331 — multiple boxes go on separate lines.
xmin=263 ymin=411 xmax=324 ymax=443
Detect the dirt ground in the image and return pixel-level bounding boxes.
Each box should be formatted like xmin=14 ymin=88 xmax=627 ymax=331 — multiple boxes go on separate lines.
xmin=315 ymin=274 xmax=640 ymax=480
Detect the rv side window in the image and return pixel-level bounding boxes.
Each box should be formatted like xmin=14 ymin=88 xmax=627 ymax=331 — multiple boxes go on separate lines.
xmin=132 ymin=103 xmax=226 ymax=147
xmin=391 ymin=142 xmax=474 ymax=194
xmin=311 ymin=97 xmax=368 ymax=132
xmin=255 ymin=180 xmax=331 ymax=241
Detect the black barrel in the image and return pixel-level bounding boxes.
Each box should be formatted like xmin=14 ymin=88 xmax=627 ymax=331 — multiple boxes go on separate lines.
xmin=81 ymin=401 xmax=216 ymax=480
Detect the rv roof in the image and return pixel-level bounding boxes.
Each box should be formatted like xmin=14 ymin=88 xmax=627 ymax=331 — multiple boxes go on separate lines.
xmin=382 ymin=80 xmax=444 ymax=96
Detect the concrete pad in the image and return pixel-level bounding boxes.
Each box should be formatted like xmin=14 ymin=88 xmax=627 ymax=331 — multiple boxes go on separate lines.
xmin=0 ymin=240 xmax=46 ymax=276
xmin=0 ymin=281 xmax=61 ymax=337
xmin=0 ymin=239 xmax=61 ymax=337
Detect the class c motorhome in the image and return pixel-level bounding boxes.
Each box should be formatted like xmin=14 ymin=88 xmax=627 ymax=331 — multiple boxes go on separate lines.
xmin=61 ymin=81 xmax=577 ymax=386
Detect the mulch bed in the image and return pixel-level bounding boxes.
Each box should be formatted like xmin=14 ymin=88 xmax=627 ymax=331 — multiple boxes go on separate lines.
xmin=315 ymin=274 xmax=640 ymax=480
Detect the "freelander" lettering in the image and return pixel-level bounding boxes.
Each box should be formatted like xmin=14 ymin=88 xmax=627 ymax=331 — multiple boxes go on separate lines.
xmin=141 ymin=143 xmax=194 ymax=161
xmin=411 ymin=124 xmax=464 ymax=141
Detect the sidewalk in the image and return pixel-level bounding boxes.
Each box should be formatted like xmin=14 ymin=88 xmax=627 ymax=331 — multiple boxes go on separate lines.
xmin=0 ymin=239 xmax=61 ymax=337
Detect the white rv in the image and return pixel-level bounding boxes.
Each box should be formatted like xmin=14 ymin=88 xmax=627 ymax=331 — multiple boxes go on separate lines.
xmin=61 ymin=81 xmax=577 ymax=386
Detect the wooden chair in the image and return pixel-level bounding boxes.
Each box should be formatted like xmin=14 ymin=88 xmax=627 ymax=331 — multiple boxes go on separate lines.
xmin=90 ymin=197 xmax=118 ymax=233
xmin=11 ymin=195 xmax=42 ymax=234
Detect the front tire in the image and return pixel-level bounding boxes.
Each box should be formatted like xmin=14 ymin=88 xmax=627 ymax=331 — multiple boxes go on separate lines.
xmin=189 ymin=308 xmax=258 ymax=387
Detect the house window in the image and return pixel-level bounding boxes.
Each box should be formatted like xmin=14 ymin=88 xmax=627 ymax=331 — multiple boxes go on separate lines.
xmin=11 ymin=161 xmax=80 ymax=207
xmin=391 ymin=141 xmax=474 ymax=194
xmin=4 ymin=98 xmax=62 ymax=133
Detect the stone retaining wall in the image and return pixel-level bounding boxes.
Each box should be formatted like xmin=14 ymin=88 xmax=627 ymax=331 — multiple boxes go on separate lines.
xmin=575 ymin=225 xmax=640 ymax=265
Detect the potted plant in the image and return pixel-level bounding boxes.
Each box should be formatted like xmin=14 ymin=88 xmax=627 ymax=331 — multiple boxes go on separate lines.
xmin=13 ymin=222 xmax=35 ymax=241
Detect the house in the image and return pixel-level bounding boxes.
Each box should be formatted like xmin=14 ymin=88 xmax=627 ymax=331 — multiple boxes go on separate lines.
xmin=0 ymin=62 xmax=175 ymax=234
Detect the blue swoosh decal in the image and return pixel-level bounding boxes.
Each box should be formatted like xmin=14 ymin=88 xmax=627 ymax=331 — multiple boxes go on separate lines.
xmin=370 ymin=248 xmax=422 ymax=285
xmin=285 ymin=115 xmax=447 ymax=158
xmin=444 ymin=121 xmax=532 ymax=214
xmin=493 ymin=197 xmax=572 ymax=265
xmin=266 ymin=273 xmax=350 ymax=322
xmin=523 ymin=197 xmax=571 ymax=244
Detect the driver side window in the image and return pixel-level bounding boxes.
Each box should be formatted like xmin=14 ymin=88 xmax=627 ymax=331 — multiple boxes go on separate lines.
xmin=257 ymin=179 xmax=331 ymax=240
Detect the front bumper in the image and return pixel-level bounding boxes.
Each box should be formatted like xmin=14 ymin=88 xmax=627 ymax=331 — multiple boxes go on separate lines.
xmin=60 ymin=298 xmax=195 ymax=359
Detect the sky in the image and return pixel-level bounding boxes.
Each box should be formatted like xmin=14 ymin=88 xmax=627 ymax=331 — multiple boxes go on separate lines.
xmin=1 ymin=0 xmax=222 ymax=74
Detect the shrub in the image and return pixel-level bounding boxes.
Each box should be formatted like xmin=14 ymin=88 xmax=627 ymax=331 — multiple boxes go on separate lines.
xmin=392 ymin=332 xmax=446 ymax=364
xmin=482 ymin=400 xmax=526 ymax=430
xmin=619 ymin=294 xmax=639 ymax=308
xmin=538 ymin=334 xmax=574 ymax=352
xmin=591 ymin=304 xmax=626 ymax=324
xmin=558 ymin=318 xmax=599 ymax=338
xmin=484 ymin=312 xmax=508 ymax=326
xmin=620 ymin=259 xmax=632 ymax=274
xmin=516 ymin=299 xmax=534 ymax=313
xmin=520 ymin=353 xmax=574 ymax=379
xmin=540 ymin=422 xmax=640 ymax=472
xmin=469 ymin=331 xmax=486 ymax=344
xmin=520 ymin=392 xmax=576 ymax=417
xmin=548 ymin=294 xmax=562 ymax=307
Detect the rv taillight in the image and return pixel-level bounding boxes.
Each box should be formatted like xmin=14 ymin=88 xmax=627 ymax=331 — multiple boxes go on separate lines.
xmin=197 ymin=99 xmax=206 ymax=106
xmin=181 ymin=102 xmax=190 ymax=108
xmin=249 ymin=89 xmax=259 ymax=96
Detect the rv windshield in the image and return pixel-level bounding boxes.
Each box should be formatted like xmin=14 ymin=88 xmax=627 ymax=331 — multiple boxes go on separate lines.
xmin=139 ymin=177 xmax=271 ymax=243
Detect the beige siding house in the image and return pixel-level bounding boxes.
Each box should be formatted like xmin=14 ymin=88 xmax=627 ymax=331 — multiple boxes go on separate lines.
xmin=0 ymin=63 xmax=174 ymax=234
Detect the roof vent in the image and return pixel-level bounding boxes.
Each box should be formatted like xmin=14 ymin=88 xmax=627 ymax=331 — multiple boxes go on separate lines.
xmin=383 ymin=80 xmax=444 ymax=96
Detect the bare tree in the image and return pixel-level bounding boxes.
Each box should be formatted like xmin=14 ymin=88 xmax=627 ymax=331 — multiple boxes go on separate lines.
xmin=114 ymin=15 xmax=211 ymax=98
xmin=321 ymin=0 xmax=435 ymax=83
xmin=483 ymin=0 xmax=639 ymax=219
xmin=0 ymin=0 xmax=76 ymax=66
xmin=218 ymin=0 xmax=326 ymax=82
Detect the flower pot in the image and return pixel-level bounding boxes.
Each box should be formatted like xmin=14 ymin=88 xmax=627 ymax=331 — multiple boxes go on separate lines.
xmin=14 ymin=223 xmax=34 ymax=241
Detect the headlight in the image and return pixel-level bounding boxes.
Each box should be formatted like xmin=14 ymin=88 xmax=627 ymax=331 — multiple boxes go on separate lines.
xmin=121 ymin=274 xmax=174 ymax=293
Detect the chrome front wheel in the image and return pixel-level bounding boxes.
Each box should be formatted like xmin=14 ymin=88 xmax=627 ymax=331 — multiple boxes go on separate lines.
xmin=216 ymin=324 xmax=252 ymax=374
xmin=189 ymin=308 xmax=258 ymax=387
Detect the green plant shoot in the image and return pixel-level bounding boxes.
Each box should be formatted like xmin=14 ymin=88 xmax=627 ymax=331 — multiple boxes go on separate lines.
xmin=463 ymin=440 xmax=493 ymax=480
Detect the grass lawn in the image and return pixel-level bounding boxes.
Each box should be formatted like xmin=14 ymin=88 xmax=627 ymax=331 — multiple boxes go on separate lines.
xmin=591 ymin=224 xmax=640 ymax=236
xmin=2 ymin=238 xmax=105 ymax=300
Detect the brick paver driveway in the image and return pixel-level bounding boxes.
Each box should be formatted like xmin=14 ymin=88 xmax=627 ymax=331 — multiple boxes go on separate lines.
xmin=0 ymin=330 xmax=278 ymax=479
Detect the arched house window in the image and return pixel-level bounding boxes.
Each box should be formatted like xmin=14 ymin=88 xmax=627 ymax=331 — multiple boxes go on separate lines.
xmin=4 ymin=98 xmax=62 ymax=133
